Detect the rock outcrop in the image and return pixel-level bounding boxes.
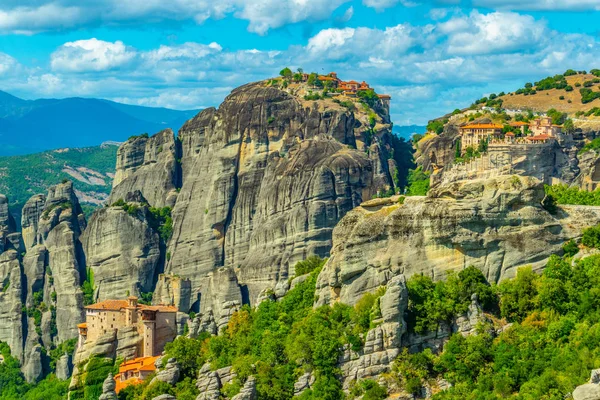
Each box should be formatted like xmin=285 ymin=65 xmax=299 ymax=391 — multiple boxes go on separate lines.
xmin=0 ymin=184 xmax=85 ymax=381
xmin=231 ymin=376 xmax=257 ymax=400
xmin=110 ymin=129 xmax=180 ymax=208
xmin=151 ymin=358 xmax=180 ymax=386
xmin=153 ymin=274 xmax=192 ymax=312
xmin=315 ymin=175 xmax=600 ymax=307
xmin=121 ymin=82 xmax=393 ymax=313
xmin=338 ymin=275 xmax=408 ymax=389
xmin=98 ymin=373 xmax=118 ymax=400
xmin=574 ymin=148 xmax=600 ymax=191
xmin=81 ymin=204 xmax=161 ymax=301
xmin=573 ymin=369 xmax=600 ymax=400
xmin=415 ymin=124 xmax=460 ymax=173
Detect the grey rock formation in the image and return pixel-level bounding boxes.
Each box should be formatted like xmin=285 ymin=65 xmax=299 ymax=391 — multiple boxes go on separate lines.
xmin=189 ymin=309 xmax=217 ymax=337
xmin=153 ymin=274 xmax=192 ymax=312
xmin=197 ymin=267 xmax=243 ymax=330
xmin=151 ymin=357 xmax=180 ymax=385
xmin=22 ymin=246 xmax=48 ymax=307
xmin=574 ymin=148 xmax=600 ymax=191
xmin=55 ymin=353 xmax=72 ymax=380
xmin=315 ymin=175 xmax=600 ymax=307
xmin=453 ymin=294 xmax=491 ymax=336
xmin=293 ymin=372 xmax=316 ymax=397
xmin=196 ymin=363 xmax=222 ymax=400
xmin=23 ymin=344 xmax=44 ymax=383
xmin=81 ymin=205 xmax=161 ymax=301
xmin=231 ymin=376 xmax=257 ymax=400
xmin=110 ymin=129 xmax=179 ymax=208
xmin=115 ymin=326 xmax=143 ymax=360
xmin=338 ymin=275 xmax=408 ymax=389
xmin=159 ymin=82 xmax=395 ymax=311
xmin=0 ymin=250 xmax=24 ymax=362
xmin=98 ymin=373 xmax=118 ymax=400
xmin=21 ymin=194 xmax=45 ymax=249
xmin=0 ymin=194 xmax=17 ymax=253
xmin=415 ymin=124 xmax=460 ymax=173
xmin=573 ymin=369 xmax=600 ymax=400
xmin=152 ymin=395 xmax=177 ymax=400
xmin=34 ymin=181 xmax=86 ymax=342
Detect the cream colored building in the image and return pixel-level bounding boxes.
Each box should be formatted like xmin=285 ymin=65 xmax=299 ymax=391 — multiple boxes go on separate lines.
xmin=77 ymin=296 xmax=177 ymax=357
xmin=459 ymin=123 xmax=503 ymax=151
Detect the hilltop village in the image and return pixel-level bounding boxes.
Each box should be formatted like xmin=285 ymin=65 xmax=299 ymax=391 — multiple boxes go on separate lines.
xmin=418 ymin=69 xmax=600 ymax=189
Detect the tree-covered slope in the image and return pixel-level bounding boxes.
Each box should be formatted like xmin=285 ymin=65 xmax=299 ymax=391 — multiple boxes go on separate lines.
xmin=0 ymin=144 xmax=118 ymax=220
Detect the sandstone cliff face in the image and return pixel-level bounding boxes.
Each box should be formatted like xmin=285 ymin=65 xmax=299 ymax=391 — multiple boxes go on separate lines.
xmin=110 ymin=129 xmax=179 ymax=208
xmin=165 ymin=84 xmax=391 ymax=309
xmin=81 ymin=205 xmax=161 ymax=301
xmin=315 ymin=175 xmax=600 ymax=307
xmin=0 ymin=182 xmax=86 ymax=382
xmin=415 ymin=124 xmax=460 ymax=173
xmin=37 ymin=182 xmax=86 ymax=342
xmin=0 ymin=249 xmax=25 ymax=362
xmin=107 ymin=82 xmax=396 ymax=316
xmin=21 ymin=194 xmax=46 ymax=249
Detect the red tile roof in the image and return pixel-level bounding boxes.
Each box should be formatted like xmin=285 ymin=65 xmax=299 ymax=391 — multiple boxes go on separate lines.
xmin=85 ymin=300 xmax=129 ymax=311
xmin=505 ymin=132 xmax=515 ymax=136
xmin=85 ymin=300 xmax=177 ymax=312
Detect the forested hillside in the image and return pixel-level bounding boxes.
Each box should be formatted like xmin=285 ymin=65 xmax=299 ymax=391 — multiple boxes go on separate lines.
xmin=0 ymin=144 xmax=118 ymax=220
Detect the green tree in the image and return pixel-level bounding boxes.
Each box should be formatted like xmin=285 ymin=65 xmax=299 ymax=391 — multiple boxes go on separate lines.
xmin=279 ymin=67 xmax=293 ymax=80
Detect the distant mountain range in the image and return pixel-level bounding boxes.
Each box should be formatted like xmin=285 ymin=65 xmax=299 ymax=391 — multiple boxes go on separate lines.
xmin=0 ymin=90 xmax=199 ymax=155
xmin=393 ymin=124 xmax=426 ymax=139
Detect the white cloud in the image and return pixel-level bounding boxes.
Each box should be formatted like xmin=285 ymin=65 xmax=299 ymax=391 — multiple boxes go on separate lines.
xmin=472 ymin=0 xmax=600 ymax=11
xmin=2 ymin=9 xmax=600 ymax=125
xmin=339 ymin=6 xmax=354 ymax=22
xmin=51 ymin=38 xmax=136 ymax=72
xmin=234 ymin=0 xmax=349 ymax=35
xmin=442 ymin=11 xmax=546 ymax=55
xmin=0 ymin=0 xmax=350 ymax=35
xmin=0 ymin=3 xmax=83 ymax=34
xmin=362 ymin=0 xmax=402 ymax=11
xmin=144 ymin=42 xmax=223 ymax=63
xmin=0 ymin=52 xmax=18 ymax=75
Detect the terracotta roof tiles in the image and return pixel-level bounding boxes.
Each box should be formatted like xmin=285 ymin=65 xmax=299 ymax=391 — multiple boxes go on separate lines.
xmin=85 ymin=300 xmax=129 ymax=311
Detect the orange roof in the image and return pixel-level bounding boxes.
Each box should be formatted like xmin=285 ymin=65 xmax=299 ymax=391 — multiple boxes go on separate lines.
xmin=378 ymin=94 xmax=391 ymax=99
xmin=505 ymin=132 xmax=515 ymax=136
xmin=142 ymin=305 xmax=178 ymax=312
xmin=346 ymin=80 xmax=359 ymax=84
xmin=118 ymin=356 xmax=159 ymax=373
xmin=529 ymin=135 xmax=551 ymax=140
xmin=77 ymin=323 xmax=87 ymax=329
xmin=318 ymin=76 xmax=337 ymax=81
xmin=85 ymin=300 xmax=177 ymax=312
xmin=85 ymin=299 xmax=129 ymax=311
xmin=510 ymin=122 xmax=529 ymax=126
xmin=460 ymin=124 xmax=503 ymax=130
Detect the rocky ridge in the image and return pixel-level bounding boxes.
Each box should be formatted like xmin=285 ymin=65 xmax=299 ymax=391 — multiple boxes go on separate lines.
xmin=0 ymin=181 xmax=86 ymax=382
xmin=315 ymin=175 xmax=600 ymax=307
xmin=106 ymin=79 xmax=401 ymax=323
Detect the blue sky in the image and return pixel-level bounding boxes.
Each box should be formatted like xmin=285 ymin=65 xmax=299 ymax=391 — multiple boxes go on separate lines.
xmin=0 ymin=1 xmax=599 ymax=126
